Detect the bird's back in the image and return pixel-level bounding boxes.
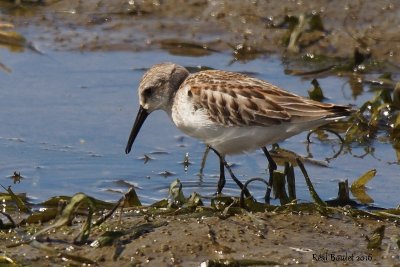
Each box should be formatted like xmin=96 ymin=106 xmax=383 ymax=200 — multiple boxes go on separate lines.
xmin=181 ymin=70 xmax=351 ymax=128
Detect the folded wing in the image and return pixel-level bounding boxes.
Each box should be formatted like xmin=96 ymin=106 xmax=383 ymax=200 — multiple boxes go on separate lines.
xmin=183 ymin=70 xmax=350 ymax=127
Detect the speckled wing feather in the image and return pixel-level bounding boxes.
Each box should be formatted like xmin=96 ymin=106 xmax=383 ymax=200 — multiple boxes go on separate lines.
xmin=183 ymin=70 xmax=350 ymax=127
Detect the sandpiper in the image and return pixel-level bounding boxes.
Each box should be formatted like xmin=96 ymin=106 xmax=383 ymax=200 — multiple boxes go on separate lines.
xmin=125 ymin=62 xmax=351 ymax=196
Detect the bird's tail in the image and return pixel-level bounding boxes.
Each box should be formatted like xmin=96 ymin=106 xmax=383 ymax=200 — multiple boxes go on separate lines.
xmin=325 ymin=104 xmax=354 ymax=120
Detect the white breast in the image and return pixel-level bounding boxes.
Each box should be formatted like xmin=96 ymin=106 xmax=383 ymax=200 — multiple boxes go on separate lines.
xmin=171 ymin=85 xmax=217 ymax=139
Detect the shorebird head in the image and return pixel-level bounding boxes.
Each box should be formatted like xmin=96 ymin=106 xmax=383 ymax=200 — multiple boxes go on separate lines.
xmin=125 ymin=63 xmax=189 ymax=154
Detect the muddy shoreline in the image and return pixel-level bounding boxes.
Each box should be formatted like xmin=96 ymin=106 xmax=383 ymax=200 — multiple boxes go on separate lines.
xmin=1 ymin=0 xmax=400 ymax=63
xmin=2 ymin=205 xmax=400 ymax=266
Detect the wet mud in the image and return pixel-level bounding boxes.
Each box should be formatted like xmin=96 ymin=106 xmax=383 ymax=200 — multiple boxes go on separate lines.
xmin=0 ymin=0 xmax=399 ymax=63
xmin=2 ymin=208 xmax=399 ymax=266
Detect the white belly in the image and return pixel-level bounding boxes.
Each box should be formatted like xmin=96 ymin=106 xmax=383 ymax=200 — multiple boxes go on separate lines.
xmin=169 ymin=86 xmax=327 ymax=155
xmin=173 ymin=123 xmax=306 ymax=155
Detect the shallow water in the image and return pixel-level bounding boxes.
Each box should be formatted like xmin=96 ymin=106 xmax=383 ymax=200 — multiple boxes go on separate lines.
xmin=0 ymin=49 xmax=399 ymax=207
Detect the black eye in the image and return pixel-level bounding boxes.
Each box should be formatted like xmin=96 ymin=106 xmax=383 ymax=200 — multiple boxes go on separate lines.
xmin=143 ymin=87 xmax=154 ymax=98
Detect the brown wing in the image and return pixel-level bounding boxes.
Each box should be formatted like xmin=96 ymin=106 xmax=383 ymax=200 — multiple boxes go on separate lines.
xmin=182 ymin=70 xmax=349 ymax=127
xmin=183 ymin=70 xmax=290 ymax=126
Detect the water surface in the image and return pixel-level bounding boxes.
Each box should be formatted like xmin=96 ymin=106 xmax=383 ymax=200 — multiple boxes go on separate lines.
xmin=0 ymin=49 xmax=398 ymax=207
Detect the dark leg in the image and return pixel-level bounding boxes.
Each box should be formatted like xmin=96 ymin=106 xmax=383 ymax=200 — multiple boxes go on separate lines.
xmin=210 ymin=147 xmax=251 ymax=198
xmin=216 ymin=158 xmax=226 ymax=194
xmin=199 ymin=146 xmax=210 ymax=177
xmin=261 ymin=146 xmax=277 ymax=203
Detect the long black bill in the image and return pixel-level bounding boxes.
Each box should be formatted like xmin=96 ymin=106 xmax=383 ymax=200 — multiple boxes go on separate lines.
xmin=125 ymin=106 xmax=149 ymax=154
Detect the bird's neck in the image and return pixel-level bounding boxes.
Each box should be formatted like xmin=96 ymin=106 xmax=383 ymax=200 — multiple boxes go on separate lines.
xmin=163 ymin=92 xmax=176 ymax=117
xmin=164 ymin=75 xmax=189 ymax=115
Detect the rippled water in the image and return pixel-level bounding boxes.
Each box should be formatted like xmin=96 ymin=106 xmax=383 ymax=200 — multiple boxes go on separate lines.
xmin=0 ymin=49 xmax=398 ymax=207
